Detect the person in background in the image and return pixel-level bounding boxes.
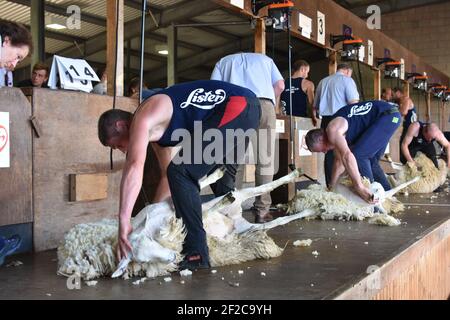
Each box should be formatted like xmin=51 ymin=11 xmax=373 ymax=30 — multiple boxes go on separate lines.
xmin=211 ymin=52 xmax=285 ymax=223
xmin=381 ymin=87 xmax=393 ymax=102
xmin=127 ymin=77 xmax=148 ymax=98
xmin=314 ymin=63 xmax=360 ymax=187
xmin=0 ymin=21 xmax=32 ymax=70
xmin=92 ymin=67 xmax=107 ymax=95
xmin=17 ymin=62 xmax=49 ymax=88
xmin=280 ymin=59 xmax=316 ymax=126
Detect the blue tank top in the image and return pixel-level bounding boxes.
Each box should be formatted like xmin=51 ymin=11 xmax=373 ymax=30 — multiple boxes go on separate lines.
xmin=333 ymin=100 xmax=400 ymax=145
xmin=411 ymin=122 xmax=435 ymax=148
xmin=280 ymin=78 xmax=308 ymax=117
xmin=402 ymin=106 xmax=418 ymax=136
xmin=153 ymin=80 xmax=257 ymax=147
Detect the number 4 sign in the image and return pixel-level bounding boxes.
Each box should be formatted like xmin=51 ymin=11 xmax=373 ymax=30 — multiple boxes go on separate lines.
xmin=48 ymin=55 xmax=100 ymax=92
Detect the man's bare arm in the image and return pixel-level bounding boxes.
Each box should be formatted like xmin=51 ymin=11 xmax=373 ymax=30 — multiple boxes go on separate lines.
xmin=401 ymin=123 xmax=419 ymax=164
xmin=305 ymin=80 xmax=317 ymax=126
xmin=151 ymin=143 xmax=173 ymax=202
xmin=329 ymin=151 xmax=345 ymax=189
xmin=435 ymin=130 xmax=450 ymax=168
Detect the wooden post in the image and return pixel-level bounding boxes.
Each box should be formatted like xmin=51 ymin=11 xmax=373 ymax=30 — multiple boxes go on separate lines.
xmin=374 ymin=69 xmax=381 ymax=100
xmin=328 ymin=50 xmax=337 ymax=75
xmin=30 ymin=0 xmax=45 ymax=66
xmin=254 ymin=18 xmax=266 ymax=54
xmin=426 ymin=91 xmax=431 ymax=123
xmin=107 ymin=0 xmax=124 ymax=96
xmin=403 ymin=80 xmax=410 ymax=98
xmin=167 ymin=23 xmax=178 ymax=86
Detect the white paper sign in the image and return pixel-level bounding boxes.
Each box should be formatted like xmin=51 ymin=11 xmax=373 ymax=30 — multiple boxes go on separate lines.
xmin=299 ymin=13 xmax=312 ymax=39
xmin=230 ymin=0 xmax=244 ymax=9
xmin=276 ymin=119 xmax=285 ymax=134
xmin=317 ymin=11 xmax=326 ymax=45
xmin=299 ymin=130 xmax=312 ymax=156
xmin=0 ymin=112 xmax=10 ymax=168
xmin=367 ymin=40 xmax=374 ymax=66
xmin=48 ymin=55 xmax=100 ymax=93
xmin=358 ymin=45 xmax=365 ymax=62
xmin=400 ymin=58 xmax=405 ymax=80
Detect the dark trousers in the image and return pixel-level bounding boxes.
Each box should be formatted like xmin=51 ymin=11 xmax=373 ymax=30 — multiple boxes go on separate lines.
xmin=400 ymin=142 xmax=439 ymax=169
xmin=167 ymin=98 xmax=261 ymax=262
xmin=352 ymin=113 xmax=401 ymax=191
xmin=321 ymin=116 xmax=334 ymax=187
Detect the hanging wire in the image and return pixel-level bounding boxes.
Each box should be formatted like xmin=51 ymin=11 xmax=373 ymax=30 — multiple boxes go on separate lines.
xmin=110 ymin=0 xmax=121 ymax=171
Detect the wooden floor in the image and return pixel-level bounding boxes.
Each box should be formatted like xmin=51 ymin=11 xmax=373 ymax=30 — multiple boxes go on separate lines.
xmin=0 ymin=183 xmax=449 ymax=300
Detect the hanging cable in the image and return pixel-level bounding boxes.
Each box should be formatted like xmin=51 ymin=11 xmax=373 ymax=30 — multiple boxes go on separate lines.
xmin=110 ymin=0 xmax=121 ymax=171
xmin=356 ymin=55 xmax=366 ymax=101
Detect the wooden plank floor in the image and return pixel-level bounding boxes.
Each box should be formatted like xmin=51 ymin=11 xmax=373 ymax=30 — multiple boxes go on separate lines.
xmin=0 ymin=183 xmax=449 ymax=300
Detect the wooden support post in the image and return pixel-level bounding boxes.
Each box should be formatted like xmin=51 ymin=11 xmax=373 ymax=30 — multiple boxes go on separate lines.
xmin=403 ymin=80 xmax=410 ymax=98
xmin=126 ymin=39 xmax=131 ymax=84
xmin=374 ymin=69 xmax=381 ymax=100
xmin=107 ymin=0 xmax=124 ymax=96
xmin=30 ymin=0 xmax=45 ymax=66
xmin=167 ymin=23 xmax=178 ymax=86
xmin=426 ymin=91 xmax=431 ymax=123
xmin=328 ymin=50 xmax=337 ymax=75
xmin=254 ymin=18 xmax=266 ymax=54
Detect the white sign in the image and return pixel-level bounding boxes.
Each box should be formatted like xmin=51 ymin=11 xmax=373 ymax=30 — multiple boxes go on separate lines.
xmin=317 ymin=11 xmax=326 ymax=45
xmin=0 ymin=112 xmax=10 ymax=168
xmin=400 ymin=58 xmax=405 ymax=80
xmin=48 ymin=55 xmax=100 ymax=93
xmin=385 ymin=143 xmax=390 ymax=154
xmin=299 ymin=13 xmax=312 ymax=39
xmin=276 ymin=119 xmax=285 ymax=134
xmin=359 ymin=45 xmax=365 ymax=62
xmin=367 ymin=40 xmax=374 ymax=66
xmin=230 ymin=0 xmax=244 ymax=9
xmin=299 ymin=130 xmax=312 ymax=156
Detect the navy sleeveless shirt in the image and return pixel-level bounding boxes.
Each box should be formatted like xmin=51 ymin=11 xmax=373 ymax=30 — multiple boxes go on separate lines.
xmin=280 ymin=78 xmax=308 ymax=117
xmin=151 ymin=80 xmax=256 ymax=147
xmin=333 ymin=100 xmax=400 ymax=145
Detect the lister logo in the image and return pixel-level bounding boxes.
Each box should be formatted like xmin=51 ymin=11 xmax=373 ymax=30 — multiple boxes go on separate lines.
xmin=348 ymin=102 xmax=373 ymax=118
xmin=180 ymin=88 xmax=227 ymax=110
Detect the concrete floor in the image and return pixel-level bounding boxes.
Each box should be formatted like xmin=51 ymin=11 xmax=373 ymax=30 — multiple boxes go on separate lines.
xmin=0 ymin=183 xmax=449 ymax=300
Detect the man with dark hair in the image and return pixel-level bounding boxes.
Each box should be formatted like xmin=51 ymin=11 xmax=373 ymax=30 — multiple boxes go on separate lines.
xmin=280 ymin=59 xmax=316 ymax=126
xmin=18 ymin=62 xmax=50 ymax=88
xmin=314 ymin=62 xmax=360 ymax=186
xmin=305 ymin=100 xmax=401 ymax=201
xmin=98 ymin=80 xmax=260 ymax=270
xmin=0 ymin=21 xmax=33 ymax=70
xmin=401 ymin=122 xmax=450 ymax=169
xmin=381 ymin=87 xmax=393 ymax=102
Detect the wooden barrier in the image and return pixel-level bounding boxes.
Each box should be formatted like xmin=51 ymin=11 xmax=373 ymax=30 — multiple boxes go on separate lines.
xmin=24 ymin=88 xmax=138 ymax=251
xmin=0 ymin=88 xmax=33 ymax=227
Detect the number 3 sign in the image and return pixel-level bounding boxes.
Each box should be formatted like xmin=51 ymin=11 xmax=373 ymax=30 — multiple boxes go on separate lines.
xmin=48 ymin=55 xmax=100 ymax=92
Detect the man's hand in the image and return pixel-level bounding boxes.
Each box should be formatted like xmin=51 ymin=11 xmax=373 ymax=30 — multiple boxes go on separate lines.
xmin=311 ymin=116 xmax=318 ymax=127
xmin=406 ymin=161 xmax=416 ymax=169
xmin=117 ymin=218 xmax=133 ymax=261
xmin=354 ymin=185 xmax=376 ymax=204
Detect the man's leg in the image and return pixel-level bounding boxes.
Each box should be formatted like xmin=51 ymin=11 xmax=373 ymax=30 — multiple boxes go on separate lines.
xmin=421 ymin=143 xmax=439 ymax=169
xmin=321 ymin=116 xmax=334 ymax=187
xmin=371 ymin=148 xmax=392 ymax=191
xmin=351 ymin=113 xmax=401 ymax=186
xmin=254 ymin=99 xmax=276 ymax=216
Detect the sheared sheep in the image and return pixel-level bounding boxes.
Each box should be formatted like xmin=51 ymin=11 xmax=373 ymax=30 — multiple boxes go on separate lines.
xmin=388 ymin=152 xmax=448 ymax=193
xmin=57 ymin=169 xmax=314 ymax=280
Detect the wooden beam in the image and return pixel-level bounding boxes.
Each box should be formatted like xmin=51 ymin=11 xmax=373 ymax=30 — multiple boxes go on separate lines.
xmin=107 ymin=0 xmax=124 ymax=96
xmin=167 ymin=24 xmax=177 ymax=86
xmin=254 ymin=18 xmax=266 ymax=54
xmin=329 ymin=51 xmax=337 ymax=75
xmin=69 ymin=174 xmax=108 ymax=202
xmin=30 ymin=0 xmax=45 ymax=65
xmin=403 ymin=80 xmax=410 ymax=98
xmin=426 ymin=92 xmax=431 ymax=122
xmin=374 ymin=69 xmax=381 ymax=100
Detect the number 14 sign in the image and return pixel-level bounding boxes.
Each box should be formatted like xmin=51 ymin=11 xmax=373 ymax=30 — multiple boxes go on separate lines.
xmin=48 ymin=55 xmax=100 ymax=92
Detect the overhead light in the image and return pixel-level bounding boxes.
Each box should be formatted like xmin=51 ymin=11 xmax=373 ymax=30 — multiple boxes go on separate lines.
xmin=155 ymin=44 xmax=168 ymax=55
xmin=158 ymin=50 xmax=169 ymax=55
xmin=45 ymin=15 xmax=67 ymax=30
